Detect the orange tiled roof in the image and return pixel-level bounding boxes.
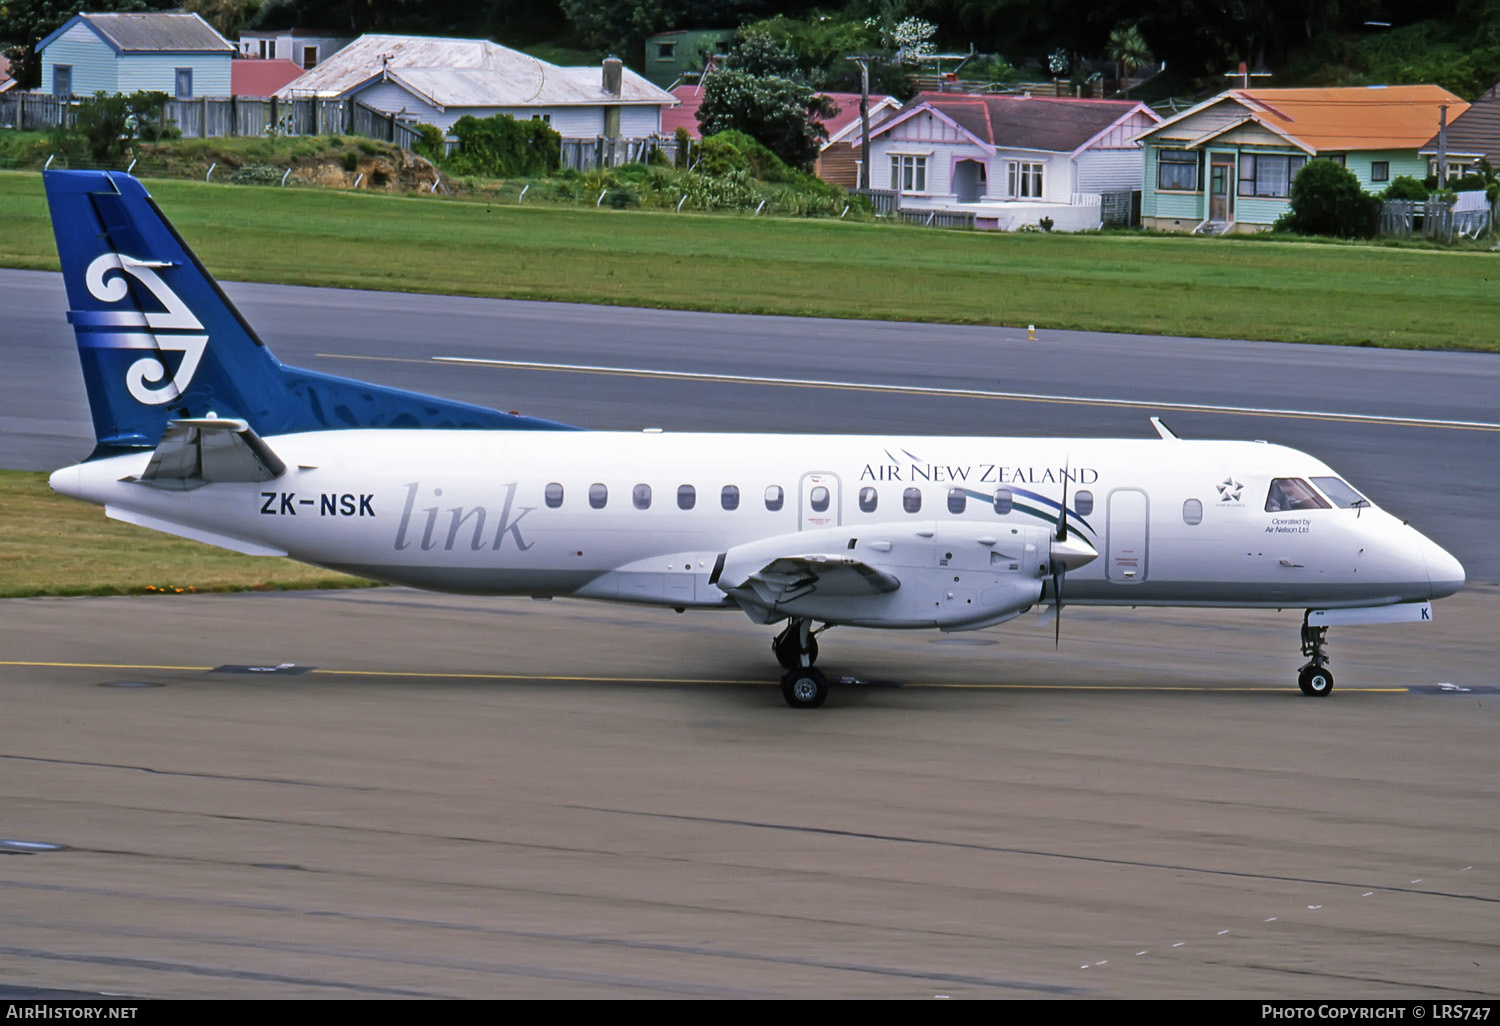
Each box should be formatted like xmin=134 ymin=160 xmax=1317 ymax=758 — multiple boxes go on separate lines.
xmin=1232 ymin=85 xmax=1468 ymax=152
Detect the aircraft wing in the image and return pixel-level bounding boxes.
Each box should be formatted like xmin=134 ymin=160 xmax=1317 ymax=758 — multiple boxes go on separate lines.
xmin=137 ymin=418 xmax=286 ymax=489
xmin=741 ymin=554 xmax=901 ymax=607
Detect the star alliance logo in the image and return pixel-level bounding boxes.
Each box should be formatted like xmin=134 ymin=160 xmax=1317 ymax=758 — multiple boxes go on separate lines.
xmin=1217 ymin=477 xmax=1244 ymax=503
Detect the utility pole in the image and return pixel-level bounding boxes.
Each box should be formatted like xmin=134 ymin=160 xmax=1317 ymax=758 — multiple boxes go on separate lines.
xmin=1437 ymin=105 xmax=1449 ymax=188
xmin=845 ymin=55 xmax=879 ymax=192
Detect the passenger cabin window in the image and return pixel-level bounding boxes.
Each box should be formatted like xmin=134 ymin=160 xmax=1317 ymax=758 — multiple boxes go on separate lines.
xmin=809 ymin=486 xmax=830 ymax=513
xmin=947 ymin=488 xmax=966 ymax=514
xmin=1310 ymin=476 xmax=1368 ymax=509
xmin=858 ymin=487 xmax=878 ymax=513
xmin=1265 ymin=478 xmax=1330 ymax=512
xmin=993 ymin=489 xmax=1013 ymax=515
xmin=544 ymin=482 xmax=564 ymax=508
xmin=632 ymin=483 xmax=652 ymax=510
xmin=1074 ymin=490 xmax=1094 ymax=517
xmin=721 ymin=485 xmax=739 ymax=510
xmin=678 ymin=484 xmax=696 ymax=510
xmin=1183 ymin=498 xmax=1203 ymax=525
xmin=589 ymin=483 xmax=608 ymax=509
xmin=765 ymin=485 xmax=784 ymax=511
xmin=903 ymin=487 xmax=922 ymax=514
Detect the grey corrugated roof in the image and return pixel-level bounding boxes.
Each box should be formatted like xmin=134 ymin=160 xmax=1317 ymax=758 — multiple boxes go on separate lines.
xmin=81 ymin=12 xmax=234 ymax=53
xmin=1420 ymin=83 xmax=1500 ymax=162
xmin=277 ymin=34 xmax=673 ymax=107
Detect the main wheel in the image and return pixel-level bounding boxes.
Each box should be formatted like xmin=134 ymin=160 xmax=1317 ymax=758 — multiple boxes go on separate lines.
xmin=772 ymin=631 xmax=817 ymax=670
xmin=780 ymin=667 xmax=828 ymax=709
xmin=1298 ymin=665 xmax=1334 ymax=697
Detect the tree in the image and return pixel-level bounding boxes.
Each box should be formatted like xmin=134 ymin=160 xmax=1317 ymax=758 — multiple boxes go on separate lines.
xmin=1106 ymin=23 xmax=1152 ymax=97
xmin=696 ymin=34 xmax=835 ymax=171
xmin=1278 ymin=158 xmax=1379 ymax=238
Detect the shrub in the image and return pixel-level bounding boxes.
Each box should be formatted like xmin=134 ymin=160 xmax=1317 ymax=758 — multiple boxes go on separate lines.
xmin=342 ymin=150 xmax=359 ymax=172
xmin=445 ymin=114 xmax=559 ymax=178
xmin=1382 ymin=176 xmax=1429 ymax=201
xmin=1279 ymin=158 xmax=1378 ymax=238
xmin=63 ymin=90 xmax=172 ymax=164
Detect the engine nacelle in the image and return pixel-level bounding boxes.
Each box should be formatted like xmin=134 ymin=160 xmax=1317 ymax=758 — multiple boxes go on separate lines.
xmin=717 ymin=521 xmax=1057 ymax=630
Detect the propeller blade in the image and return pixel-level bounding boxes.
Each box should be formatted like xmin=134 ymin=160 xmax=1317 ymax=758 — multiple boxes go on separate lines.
xmin=1053 ymin=568 xmax=1063 ymax=649
xmin=1057 ymin=460 xmax=1070 ymax=543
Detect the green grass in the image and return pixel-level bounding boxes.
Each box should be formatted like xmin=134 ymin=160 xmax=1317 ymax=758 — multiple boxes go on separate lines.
xmin=0 ymin=470 xmax=376 ymax=598
xmin=3 ymin=170 xmax=1500 ymax=350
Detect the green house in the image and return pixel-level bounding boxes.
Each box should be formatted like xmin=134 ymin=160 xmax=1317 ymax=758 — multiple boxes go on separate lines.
xmin=640 ymin=28 xmax=734 ymax=88
xmin=1136 ymin=85 xmax=1466 ymax=233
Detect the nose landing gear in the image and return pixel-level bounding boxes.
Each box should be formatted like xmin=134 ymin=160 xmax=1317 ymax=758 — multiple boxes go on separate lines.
xmin=1298 ymin=614 xmax=1334 ymax=696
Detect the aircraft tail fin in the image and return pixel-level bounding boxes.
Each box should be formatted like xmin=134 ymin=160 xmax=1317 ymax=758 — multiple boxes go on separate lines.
xmin=44 ymin=170 xmax=573 ymax=457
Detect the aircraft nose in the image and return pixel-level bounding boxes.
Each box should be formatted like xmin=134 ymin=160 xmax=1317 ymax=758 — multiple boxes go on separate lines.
xmin=1422 ymin=537 xmax=1466 ymax=599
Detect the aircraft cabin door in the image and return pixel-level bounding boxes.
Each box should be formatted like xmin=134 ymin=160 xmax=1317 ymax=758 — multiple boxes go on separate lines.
xmin=1106 ymin=488 xmax=1149 ymax=583
xmin=799 ymin=472 xmax=841 ymax=531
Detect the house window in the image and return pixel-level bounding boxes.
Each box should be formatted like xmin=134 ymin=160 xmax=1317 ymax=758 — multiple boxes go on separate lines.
xmin=657 ymin=42 xmax=676 ymax=60
xmin=1157 ymin=148 xmax=1199 ymax=191
xmin=1371 ymin=160 xmax=1390 ymax=182
xmin=531 ymin=113 xmax=551 ymax=124
xmin=258 ymin=40 xmax=275 ymax=60
xmin=52 ymin=65 xmax=71 ymax=97
xmin=302 ymin=46 xmax=317 ymax=70
xmin=1238 ymin=153 xmax=1305 ymax=198
xmin=1007 ymin=160 xmax=1044 ymax=199
xmin=890 ymin=154 xmax=927 ymax=193
xmin=175 ymin=68 xmax=193 ymax=99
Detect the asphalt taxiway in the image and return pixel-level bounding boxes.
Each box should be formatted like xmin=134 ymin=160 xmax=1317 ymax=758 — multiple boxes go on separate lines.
xmin=2 ymin=587 xmax=1495 ymax=998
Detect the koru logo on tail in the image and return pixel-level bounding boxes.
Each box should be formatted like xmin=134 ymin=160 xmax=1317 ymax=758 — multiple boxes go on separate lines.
xmin=80 ymin=253 xmax=207 ymax=405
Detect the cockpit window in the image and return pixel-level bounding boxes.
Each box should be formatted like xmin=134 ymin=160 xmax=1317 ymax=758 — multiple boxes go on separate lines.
xmin=1265 ymin=478 xmax=1331 ymax=512
xmin=1311 ymin=476 xmax=1368 ymax=509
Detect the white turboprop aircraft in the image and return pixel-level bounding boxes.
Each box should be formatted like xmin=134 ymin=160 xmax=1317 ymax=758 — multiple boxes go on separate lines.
xmin=43 ymin=171 xmax=1464 ymax=707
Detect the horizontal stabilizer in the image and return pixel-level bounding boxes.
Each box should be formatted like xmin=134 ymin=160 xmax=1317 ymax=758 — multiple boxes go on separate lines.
xmin=137 ymin=417 xmax=285 ymax=488
xmin=105 ymin=505 xmax=287 ymax=557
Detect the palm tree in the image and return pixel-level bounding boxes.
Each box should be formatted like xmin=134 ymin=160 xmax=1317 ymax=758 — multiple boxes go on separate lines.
xmin=1106 ymin=24 xmax=1153 ymax=99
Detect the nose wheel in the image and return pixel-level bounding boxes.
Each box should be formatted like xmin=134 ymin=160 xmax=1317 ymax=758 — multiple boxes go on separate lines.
xmin=1298 ymin=615 xmax=1334 ymax=697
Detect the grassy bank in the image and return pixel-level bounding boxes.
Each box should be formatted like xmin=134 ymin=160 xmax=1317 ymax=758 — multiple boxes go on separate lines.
xmin=3 ymin=170 xmax=1498 ymax=350
xmin=0 ymin=470 xmax=374 ymax=598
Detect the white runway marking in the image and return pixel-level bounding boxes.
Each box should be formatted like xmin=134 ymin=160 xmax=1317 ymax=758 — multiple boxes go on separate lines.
xmin=431 ymin=355 xmax=1500 ymax=432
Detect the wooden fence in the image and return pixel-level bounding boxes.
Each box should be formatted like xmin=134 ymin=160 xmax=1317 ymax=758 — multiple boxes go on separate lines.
xmin=855 ymin=188 xmax=900 ymax=214
xmin=1380 ymin=198 xmax=1455 ymax=241
xmin=558 ymin=135 xmax=668 ymax=171
xmin=898 ymin=208 xmax=975 ymax=229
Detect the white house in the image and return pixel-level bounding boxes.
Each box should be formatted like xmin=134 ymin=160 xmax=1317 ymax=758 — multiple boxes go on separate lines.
xmin=237 ymin=29 xmax=353 ymax=70
xmin=38 ymin=12 xmax=234 ymax=99
xmin=276 ymin=34 xmax=675 ymax=139
xmin=867 ymin=92 xmax=1161 ymax=230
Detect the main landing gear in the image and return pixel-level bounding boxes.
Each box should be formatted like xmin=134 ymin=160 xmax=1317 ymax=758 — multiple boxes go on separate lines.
xmin=773 ymin=618 xmax=827 ymax=709
xmin=1298 ymin=613 xmax=1334 ymax=697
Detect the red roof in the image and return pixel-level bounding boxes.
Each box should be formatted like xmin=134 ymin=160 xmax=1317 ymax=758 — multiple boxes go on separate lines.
xmin=664 ymin=84 xmax=897 ymax=140
xmin=232 ymin=58 xmax=306 ymax=98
